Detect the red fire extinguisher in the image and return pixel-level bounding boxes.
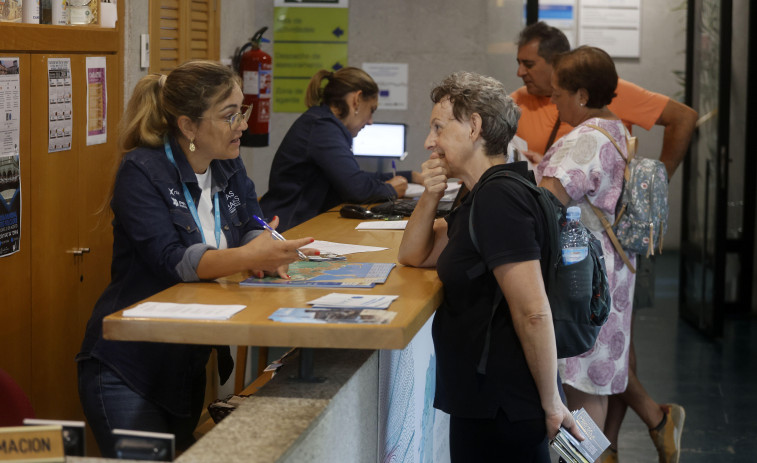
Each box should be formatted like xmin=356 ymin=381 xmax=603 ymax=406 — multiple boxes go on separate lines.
xmin=233 ymin=27 xmax=272 ymax=147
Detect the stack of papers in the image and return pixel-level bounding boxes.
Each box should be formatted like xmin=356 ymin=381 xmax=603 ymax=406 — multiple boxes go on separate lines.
xmin=122 ymin=302 xmax=246 ymax=320
xmin=307 ymin=293 xmax=398 ymax=310
xmin=269 ymin=307 xmax=396 ymax=324
xmin=550 ymin=408 xmax=610 ymax=463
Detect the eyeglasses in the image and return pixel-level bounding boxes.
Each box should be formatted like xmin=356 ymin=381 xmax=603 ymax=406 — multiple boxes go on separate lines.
xmin=198 ymin=104 xmax=253 ymax=130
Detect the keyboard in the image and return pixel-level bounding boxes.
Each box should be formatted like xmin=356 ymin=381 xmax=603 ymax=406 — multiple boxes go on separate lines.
xmin=370 ymin=198 xmax=453 ymax=217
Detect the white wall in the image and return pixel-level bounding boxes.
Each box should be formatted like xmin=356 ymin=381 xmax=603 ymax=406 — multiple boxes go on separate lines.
xmin=125 ymin=0 xmax=690 ymax=248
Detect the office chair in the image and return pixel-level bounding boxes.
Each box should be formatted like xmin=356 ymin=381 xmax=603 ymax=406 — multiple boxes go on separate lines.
xmin=0 ymin=367 xmax=35 ymax=426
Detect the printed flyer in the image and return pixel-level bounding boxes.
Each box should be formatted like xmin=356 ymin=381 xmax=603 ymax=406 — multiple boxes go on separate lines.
xmin=0 ymin=57 xmax=21 ymax=257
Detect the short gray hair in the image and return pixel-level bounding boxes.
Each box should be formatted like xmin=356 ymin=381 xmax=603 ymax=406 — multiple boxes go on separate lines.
xmin=430 ymin=71 xmax=520 ymax=156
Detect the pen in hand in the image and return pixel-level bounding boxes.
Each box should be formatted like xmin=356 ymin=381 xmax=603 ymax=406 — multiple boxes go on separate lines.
xmin=252 ymin=215 xmax=308 ymax=260
xmin=391 ymin=160 xmax=397 ymax=177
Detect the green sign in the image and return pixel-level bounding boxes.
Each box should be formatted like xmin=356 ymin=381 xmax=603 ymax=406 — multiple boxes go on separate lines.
xmin=273 ymin=6 xmax=349 ymax=113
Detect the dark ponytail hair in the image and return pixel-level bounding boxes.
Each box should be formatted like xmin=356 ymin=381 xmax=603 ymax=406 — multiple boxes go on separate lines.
xmin=304 ymin=67 xmax=378 ymax=118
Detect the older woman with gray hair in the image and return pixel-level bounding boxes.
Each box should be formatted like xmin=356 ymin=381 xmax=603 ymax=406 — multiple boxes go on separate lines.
xmin=398 ymin=71 xmax=581 ymax=461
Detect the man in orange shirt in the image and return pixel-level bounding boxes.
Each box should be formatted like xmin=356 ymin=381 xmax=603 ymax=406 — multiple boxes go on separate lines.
xmin=511 ymin=22 xmax=697 ymax=463
xmin=512 ymin=22 xmax=696 ymax=180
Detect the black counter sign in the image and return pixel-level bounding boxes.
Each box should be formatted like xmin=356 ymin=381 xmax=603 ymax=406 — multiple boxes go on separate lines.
xmin=0 ymin=425 xmax=64 ymax=462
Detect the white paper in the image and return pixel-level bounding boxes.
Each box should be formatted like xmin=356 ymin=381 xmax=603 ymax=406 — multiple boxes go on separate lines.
xmin=48 ymin=58 xmax=73 ymax=152
xmin=304 ymin=240 xmax=388 ymax=255
xmin=441 ymin=181 xmax=462 ymax=202
xmin=362 ymin=63 xmax=408 ymax=110
xmin=356 ymin=220 xmax=407 ymax=230
xmin=307 ymin=293 xmax=399 ymax=309
xmin=123 ymin=302 xmax=246 ymax=320
xmin=86 ymin=56 xmax=107 ymax=146
xmin=404 ymin=183 xmax=425 ymax=197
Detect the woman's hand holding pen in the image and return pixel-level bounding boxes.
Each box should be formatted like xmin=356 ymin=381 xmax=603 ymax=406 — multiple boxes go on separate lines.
xmin=385 ymin=175 xmax=408 ymax=197
xmin=244 ymin=216 xmax=318 ymax=279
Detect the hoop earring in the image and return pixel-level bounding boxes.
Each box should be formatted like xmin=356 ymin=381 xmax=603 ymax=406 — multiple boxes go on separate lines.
xmin=189 ymin=139 xmax=196 ymax=152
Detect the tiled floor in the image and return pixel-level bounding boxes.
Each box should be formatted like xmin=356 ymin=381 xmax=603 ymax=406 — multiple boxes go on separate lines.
xmin=554 ymin=252 xmax=757 ymax=462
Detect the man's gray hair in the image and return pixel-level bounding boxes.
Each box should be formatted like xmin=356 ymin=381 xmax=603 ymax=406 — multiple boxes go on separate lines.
xmin=430 ymin=71 xmax=520 ymax=156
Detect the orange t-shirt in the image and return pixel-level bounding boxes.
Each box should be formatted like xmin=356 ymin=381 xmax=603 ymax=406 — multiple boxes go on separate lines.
xmin=511 ymin=79 xmax=669 ymax=155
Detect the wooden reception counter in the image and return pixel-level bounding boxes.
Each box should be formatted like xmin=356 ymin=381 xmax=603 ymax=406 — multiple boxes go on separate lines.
xmin=102 ymin=209 xmax=442 ymax=351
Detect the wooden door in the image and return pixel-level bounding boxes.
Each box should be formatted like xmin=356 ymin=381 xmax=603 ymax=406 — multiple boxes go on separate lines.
xmin=29 ymin=54 xmax=83 ymax=420
xmin=29 ymin=53 xmax=117 ymax=421
xmin=0 ymin=53 xmax=32 ymax=394
xmin=77 ymin=53 xmax=117 ymax=354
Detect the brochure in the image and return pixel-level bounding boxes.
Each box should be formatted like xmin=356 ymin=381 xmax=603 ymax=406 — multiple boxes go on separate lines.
xmin=269 ymin=307 xmax=397 ymax=325
xmin=550 ymin=408 xmax=610 ymax=463
xmin=307 ymin=293 xmax=398 ymax=309
xmin=240 ymin=262 xmax=395 ymax=289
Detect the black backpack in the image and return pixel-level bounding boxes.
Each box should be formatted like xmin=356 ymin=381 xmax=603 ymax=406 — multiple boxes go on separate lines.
xmin=467 ymin=169 xmax=611 ymax=373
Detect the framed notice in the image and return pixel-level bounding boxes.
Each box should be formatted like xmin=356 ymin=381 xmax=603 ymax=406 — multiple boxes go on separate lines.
xmin=272 ymin=4 xmax=349 ymax=112
xmin=86 ymin=56 xmax=107 ymax=146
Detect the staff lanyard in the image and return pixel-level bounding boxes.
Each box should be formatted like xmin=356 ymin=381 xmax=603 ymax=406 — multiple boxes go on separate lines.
xmin=164 ymin=137 xmax=221 ymax=248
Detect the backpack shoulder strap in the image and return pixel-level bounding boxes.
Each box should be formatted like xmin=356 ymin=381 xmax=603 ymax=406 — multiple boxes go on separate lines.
xmin=468 ymin=169 xmax=555 ymax=374
xmin=584 ymin=196 xmax=636 ymax=273
xmin=586 ymin=123 xmax=634 ymax=182
xmin=584 ymin=124 xmax=637 ymax=273
xmin=468 ymin=169 xmax=539 ymax=252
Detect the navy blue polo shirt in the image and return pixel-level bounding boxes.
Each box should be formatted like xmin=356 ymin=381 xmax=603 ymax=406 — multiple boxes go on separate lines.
xmin=260 ymin=104 xmax=412 ymax=231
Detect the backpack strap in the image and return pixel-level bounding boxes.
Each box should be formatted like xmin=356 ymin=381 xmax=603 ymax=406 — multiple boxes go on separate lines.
xmin=584 ymin=124 xmax=637 ymax=273
xmin=584 ymin=196 xmax=636 ymax=273
xmin=586 ymin=123 xmax=633 ymax=181
xmin=468 ymin=170 xmax=553 ymax=374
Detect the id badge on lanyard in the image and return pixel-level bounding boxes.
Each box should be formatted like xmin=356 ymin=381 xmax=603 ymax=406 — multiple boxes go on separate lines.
xmin=164 ymin=137 xmax=221 ymax=247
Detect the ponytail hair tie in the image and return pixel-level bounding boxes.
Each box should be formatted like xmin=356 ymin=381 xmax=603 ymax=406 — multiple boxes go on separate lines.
xmin=158 ymin=74 xmax=167 ymax=87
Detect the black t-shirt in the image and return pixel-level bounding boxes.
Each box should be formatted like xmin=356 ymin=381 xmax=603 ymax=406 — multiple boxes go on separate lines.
xmin=432 ymin=162 xmax=550 ymax=421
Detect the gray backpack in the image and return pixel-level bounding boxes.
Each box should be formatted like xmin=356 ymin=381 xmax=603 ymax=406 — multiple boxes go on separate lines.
xmin=586 ymin=125 xmax=669 ymax=273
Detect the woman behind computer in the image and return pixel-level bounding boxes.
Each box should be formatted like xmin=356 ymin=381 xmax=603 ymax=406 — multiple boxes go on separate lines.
xmin=260 ymin=67 xmax=420 ymax=231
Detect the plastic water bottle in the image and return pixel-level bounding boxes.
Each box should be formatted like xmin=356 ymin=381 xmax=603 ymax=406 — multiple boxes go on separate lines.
xmin=561 ymin=206 xmax=589 ymax=265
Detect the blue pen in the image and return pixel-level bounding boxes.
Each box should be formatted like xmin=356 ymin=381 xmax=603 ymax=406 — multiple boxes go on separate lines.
xmin=391 ymin=160 xmax=397 ymax=177
xmin=253 ymin=215 xmax=308 ymax=260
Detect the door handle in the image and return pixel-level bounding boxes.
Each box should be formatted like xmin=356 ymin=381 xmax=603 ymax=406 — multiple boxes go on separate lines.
xmin=66 ymin=247 xmax=91 ymax=256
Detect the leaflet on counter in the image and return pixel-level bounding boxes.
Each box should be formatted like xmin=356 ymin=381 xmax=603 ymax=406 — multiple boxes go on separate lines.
xmin=269 ymin=307 xmax=397 ymax=325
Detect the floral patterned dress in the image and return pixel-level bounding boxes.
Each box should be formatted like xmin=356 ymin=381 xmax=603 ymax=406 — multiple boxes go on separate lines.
xmin=536 ymin=117 xmax=637 ymax=395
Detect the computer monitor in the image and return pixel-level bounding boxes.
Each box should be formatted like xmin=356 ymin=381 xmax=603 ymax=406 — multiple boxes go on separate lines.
xmin=352 ymin=123 xmax=407 ymax=159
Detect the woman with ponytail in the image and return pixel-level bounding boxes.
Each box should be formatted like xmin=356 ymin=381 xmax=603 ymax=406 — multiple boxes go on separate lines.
xmin=260 ymin=67 xmax=421 ymax=231
xmin=77 ymin=60 xmax=316 ymax=457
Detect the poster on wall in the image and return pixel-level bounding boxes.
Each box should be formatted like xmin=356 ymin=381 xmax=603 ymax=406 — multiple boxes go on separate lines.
xmin=272 ymin=0 xmax=349 ymax=113
xmin=86 ymin=56 xmax=107 ymax=146
xmin=533 ymin=0 xmax=577 ymax=46
xmin=0 ymin=57 xmax=21 ymax=257
xmin=48 ymin=58 xmax=73 ymax=152
xmin=578 ymin=0 xmax=641 ymax=58
xmin=362 ymin=63 xmax=408 ymax=111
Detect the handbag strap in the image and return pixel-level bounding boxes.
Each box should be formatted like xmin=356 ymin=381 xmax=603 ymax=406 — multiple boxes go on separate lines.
xmin=545 ymin=116 xmax=562 ymax=152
